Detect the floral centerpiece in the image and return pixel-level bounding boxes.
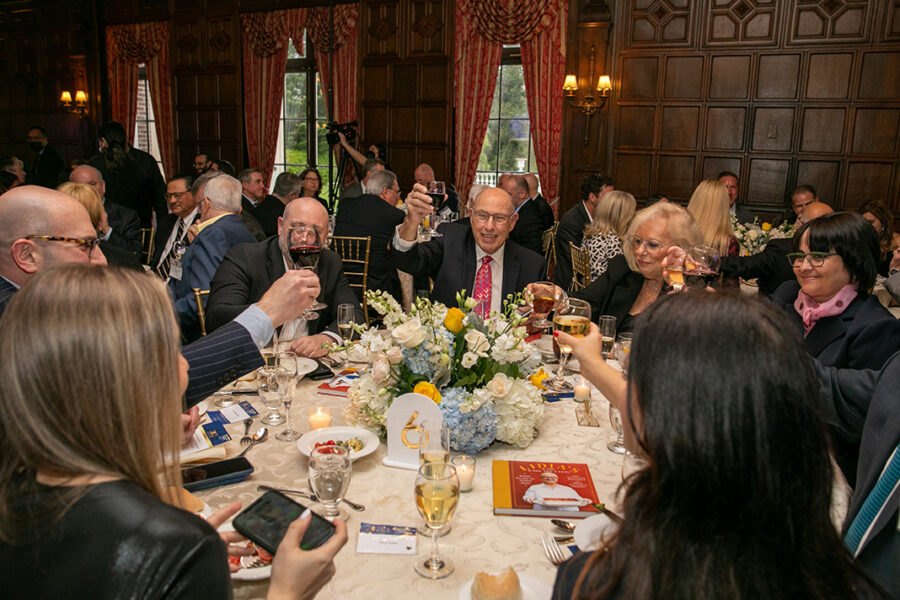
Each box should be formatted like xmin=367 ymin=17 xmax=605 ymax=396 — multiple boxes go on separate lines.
xmin=731 ymin=214 xmax=795 ymax=256
xmin=341 ymin=290 xmax=545 ymax=454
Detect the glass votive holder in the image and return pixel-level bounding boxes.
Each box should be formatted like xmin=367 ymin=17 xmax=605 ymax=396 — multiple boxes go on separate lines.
xmin=308 ymin=406 xmax=332 ymax=430
xmin=452 ymin=455 xmax=476 ymax=492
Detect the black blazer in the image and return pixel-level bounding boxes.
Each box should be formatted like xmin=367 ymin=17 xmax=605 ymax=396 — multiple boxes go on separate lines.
xmin=533 ymin=194 xmax=555 ymax=230
xmin=509 ymin=199 xmax=546 ymax=256
xmin=554 ymin=202 xmax=590 ymax=291
xmin=27 ymin=144 xmax=65 ymax=188
xmin=391 ymin=222 xmax=546 ymax=309
xmin=333 ymin=194 xmax=406 ymax=300
xmin=90 ymin=148 xmax=165 ymax=228
xmin=720 ymin=237 xmax=794 ymax=298
xmin=247 ymin=194 xmax=285 ymax=238
xmin=206 ymin=236 xmax=363 ymax=335
xmin=572 ymin=254 xmax=647 ymax=331
xmin=239 ymin=198 xmax=267 ymax=242
xmin=105 ymin=201 xmax=143 ymax=255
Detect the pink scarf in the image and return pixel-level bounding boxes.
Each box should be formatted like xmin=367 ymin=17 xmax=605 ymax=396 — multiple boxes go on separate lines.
xmin=793 ymin=284 xmax=858 ymax=337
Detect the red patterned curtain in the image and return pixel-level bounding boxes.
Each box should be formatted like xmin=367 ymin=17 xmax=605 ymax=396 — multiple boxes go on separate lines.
xmin=454 ymin=0 xmax=567 ymax=214
xmin=106 ymin=22 xmax=176 ymax=178
xmin=304 ymin=4 xmax=359 ymax=125
xmin=242 ymin=9 xmax=307 ymax=186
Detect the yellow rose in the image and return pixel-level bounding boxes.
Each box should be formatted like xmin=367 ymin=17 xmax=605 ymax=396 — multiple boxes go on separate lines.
xmin=761 ymin=222 xmax=772 ymax=231
xmin=529 ymin=369 xmax=550 ymax=390
xmin=413 ymin=381 xmax=442 ymax=404
xmin=443 ymin=307 xmax=465 ymax=334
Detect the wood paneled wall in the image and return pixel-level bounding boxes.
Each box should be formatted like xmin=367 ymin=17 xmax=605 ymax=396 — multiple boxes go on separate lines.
xmin=604 ymin=0 xmax=900 ymax=217
xmin=358 ymin=0 xmax=454 ymax=190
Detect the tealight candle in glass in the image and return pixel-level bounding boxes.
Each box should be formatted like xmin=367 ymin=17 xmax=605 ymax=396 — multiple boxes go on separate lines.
xmin=451 ymin=455 xmax=476 ymax=492
xmin=308 ymin=406 xmax=332 ymax=430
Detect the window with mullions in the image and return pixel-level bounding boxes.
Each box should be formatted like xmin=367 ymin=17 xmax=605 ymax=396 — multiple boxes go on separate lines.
xmin=273 ymin=35 xmax=332 ymax=195
xmin=134 ymin=64 xmax=165 ymax=178
xmin=475 ymin=46 xmax=536 ymax=187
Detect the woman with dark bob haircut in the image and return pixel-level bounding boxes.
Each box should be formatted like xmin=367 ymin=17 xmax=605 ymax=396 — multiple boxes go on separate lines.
xmin=299 ymin=167 xmax=329 ymax=213
xmin=553 ymin=292 xmax=887 ymax=600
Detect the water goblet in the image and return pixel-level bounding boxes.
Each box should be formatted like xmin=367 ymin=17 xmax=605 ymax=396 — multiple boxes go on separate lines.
xmin=257 ymin=366 xmax=284 ymax=426
xmin=414 ymin=462 xmax=460 ymax=579
xmin=607 ymin=402 xmax=626 ymax=455
xmin=545 ymin=298 xmax=591 ymax=392
xmin=308 ymin=445 xmax=352 ymax=521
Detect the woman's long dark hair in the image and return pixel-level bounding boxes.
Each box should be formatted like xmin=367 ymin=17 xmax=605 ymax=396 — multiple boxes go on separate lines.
xmin=97 ymin=121 xmax=130 ymax=173
xmin=571 ymin=292 xmax=883 ymax=599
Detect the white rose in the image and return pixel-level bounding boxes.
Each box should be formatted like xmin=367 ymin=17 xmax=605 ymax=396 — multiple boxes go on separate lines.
xmin=464 ymin=297 xmax=478 ymax=310
xmin=372 ymin=356 xmax=391 ymax=384
xmin=347 ymin=343 xmax=370 ymax=363
xmin=748 ymin=229 xmax=758 ymax=240
xmin=464 ymin=329 xmax=490 ymax=355
xmin=386 ymin=346 xmax=403 ymax=365
xmin=461 ymin=352 xmax=478 ymax=368
xmin=392 ymin=318 xmax=426 ymax=348
xmin=486 ymin=372 xmax=511 ymax=397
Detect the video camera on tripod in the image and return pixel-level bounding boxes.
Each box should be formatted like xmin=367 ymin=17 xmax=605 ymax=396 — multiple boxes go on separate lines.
xmin=325 ymin=120 xmax=358 ymax=146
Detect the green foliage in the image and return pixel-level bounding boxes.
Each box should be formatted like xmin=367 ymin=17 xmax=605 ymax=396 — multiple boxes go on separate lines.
xmin=477 ymin=62 xmax=536 ymax=174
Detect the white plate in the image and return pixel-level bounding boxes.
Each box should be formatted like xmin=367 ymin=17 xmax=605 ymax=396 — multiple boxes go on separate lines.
xmin=458 ymin=573 xmax=552 ymax=600
xmin=296 ymin=426 xmax=380 ymax=461
xmin=573 ymin=513 xmax=618 ymax=552
xmin=295 ymin=357 xmax=318 ymax=378
xmin=218 ymin=522 xmax=272 ymax=581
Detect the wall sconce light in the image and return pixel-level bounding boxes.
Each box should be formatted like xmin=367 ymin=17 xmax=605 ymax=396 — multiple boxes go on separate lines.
xmin=563 ymin=45 xmax=612 ymax=145
xmin=60 ymin=89 xmax=88 ymax=119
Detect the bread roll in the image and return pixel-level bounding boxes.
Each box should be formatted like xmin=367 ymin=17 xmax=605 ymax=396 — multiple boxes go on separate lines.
xmin=471 ymin=567 xmax=522 ymax=600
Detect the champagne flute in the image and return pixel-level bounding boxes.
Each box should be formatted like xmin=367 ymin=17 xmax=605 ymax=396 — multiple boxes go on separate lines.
xmin=308 ymin=445 xmax=352 ymax=521
xmin=275 ymin=352 xmax=299 ymax=442
xmin=414 ymin=462 xmax=460 ymax=579
xmin=257 ymin=366 xmax=284 ymax=426
xmin=337 ymin=303 xmax=355 ymax=344
xmin=683 ymin=245 xmax=720 ymax=290
xmin=423 ymin=180 xmax=446 ymax=239
xmin=545 ymin=298 xmax=591 ymax=392
xmin=528 ymin=281 xmax=561 ymax=330
xmin=287 ymin=224 xmax=328 ymax=317
xmin=607 ymin=401 xmax=626 ymax=455
xmin=598 ymin=315 xmax=616 ymax=360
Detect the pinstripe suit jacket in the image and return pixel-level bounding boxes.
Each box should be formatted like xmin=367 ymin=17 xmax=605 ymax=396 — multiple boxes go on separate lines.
xmin=0 ymin=277 xmax=16 ymax=317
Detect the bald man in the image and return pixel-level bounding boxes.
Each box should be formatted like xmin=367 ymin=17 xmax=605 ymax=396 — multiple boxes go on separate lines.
xmin=207 ymin=197 xmax=363 ymax=357
xmin=720 ymin=201 xmax=834 ymax=298
xmin=0 ymin=185 xmax=322 ymax=406
xmin=69 ymin=164 xmax=142 ymax=254
xmin=413 ymin=163 xmax=459 ymax=214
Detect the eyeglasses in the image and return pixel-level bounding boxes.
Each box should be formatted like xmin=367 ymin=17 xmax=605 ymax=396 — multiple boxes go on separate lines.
xmin=303 ymin=175 xmax=320 ymax=181
xmin=165 ymin=191 xmax=189 ymax=200
xmin=792 ymin=198 xmax=814 ymax=210
xmin=472 ymin=210 xmax=512 ymax=225
xmin=787 ymin=252 xmax=838 ymax=267
xmin=628 ymin=235 xmax=665 ymax=252
xmin=26 ymin=235 xmax=101 ymax=258
xmin=388 ymin=188 xmax=403 ymax=198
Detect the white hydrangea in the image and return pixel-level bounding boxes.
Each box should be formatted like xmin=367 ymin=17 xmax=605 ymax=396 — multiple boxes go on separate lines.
xmin=493 ymin=378 xmax=544 ymax=448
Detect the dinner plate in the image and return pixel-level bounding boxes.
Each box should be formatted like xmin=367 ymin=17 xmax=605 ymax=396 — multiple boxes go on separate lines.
xmin=296 ymin=426 xmax=380 ymax=461
xmin=573 ymin=513 xmax=618 ymax=552
xmin=458 ymin=573 xmax=552 ymax=600
xmin=295 ymin=357 xmax=318 ymax=378
xmin=218 ymin=523 xmax=273 ymax=581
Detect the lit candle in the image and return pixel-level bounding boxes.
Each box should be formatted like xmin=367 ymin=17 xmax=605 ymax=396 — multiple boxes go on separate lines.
xmin=308 ymin=406 xmax=332 ymax=430
xmin=452 ymin=455 xmax=476 ymax=492
xmin=574 ymin=378 xmax=591 ymax=403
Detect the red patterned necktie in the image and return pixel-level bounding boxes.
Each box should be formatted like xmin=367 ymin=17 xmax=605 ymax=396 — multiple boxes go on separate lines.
xmin=473 ymin=256 xmax=492 ymax=318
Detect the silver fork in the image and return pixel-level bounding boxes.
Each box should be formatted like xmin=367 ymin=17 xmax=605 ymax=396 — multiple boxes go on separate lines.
xmin=541 ymin=534 xmax=568 ymax=565
xmin=239 ymin=418 xmax=254 ymax=445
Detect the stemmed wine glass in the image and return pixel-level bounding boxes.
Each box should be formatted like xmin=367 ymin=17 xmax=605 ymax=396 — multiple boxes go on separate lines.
xmin=414 ymin=462 xmax=460 ymax=579
xmin=528 ymin=281 xmax=563 ymax=330
xmin=275 ymin=352 xmax=299 ymax=442
xmin=607 ymin=334 xmax=632 ymax=455
xmin=664 ymin=247 xmax=686 ymax=292
xmin=422 ymin=180 xmax=446 ymax=239
xmin=287 ymin=224 xmax=327 ymax=318
xmin=545 ymin=298 xmax=592 ymax=392
xmin=337 ymin=304 xmax=356 ymax=345
xmin=683 ymin=245 xmax=720 ymax=290
xmin=416 ymin=420 xmax=452 ymax=536
xmin=308 ymin=445 xmax=352 ymax=521
xmin=598 ymin=315 xmax=616 ymax=360
xmin=257 ymin=366 xmax=284 ymax=426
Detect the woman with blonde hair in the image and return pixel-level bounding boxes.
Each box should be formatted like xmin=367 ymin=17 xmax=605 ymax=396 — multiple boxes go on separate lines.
xmin=56 ymin=181 xmax=143 ymax=270
xmin=686 ymin=179 xmax=738 ymax=257
xmin=581 ymin=190 xmax=636 ymax=280
xmin=0 ymin=265 xmax=347 ymax=598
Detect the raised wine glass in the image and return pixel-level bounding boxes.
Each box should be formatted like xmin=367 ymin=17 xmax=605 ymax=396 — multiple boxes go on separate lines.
xmin=545 ymin=298 xmax=592 ymax=392
xmin=422 ymin=180 xmax=446 ymax=239
xmin=275 ymin=352 xmax=299 ymax=442
xmin=664 ymin=247 xmax=686 ymax=292
xmin=414 ymin=462 xmax=460 ymax=579
xmin=257 ymin=366 xmax=284 ymax=426
xmin=528 ymin=281 xmax=561 ymax=330
xmin=308 ymin=445 xmax=352 ymax=521
xmin=598 ymin=315 xmax=616 ymax=360
xmin=683 ymin=245 xmax=720 ymax=290
xmin=287 ymin=224 xmax=327 ymax=318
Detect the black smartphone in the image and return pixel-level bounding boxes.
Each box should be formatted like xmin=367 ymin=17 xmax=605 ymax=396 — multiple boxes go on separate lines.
xmin=181 ymin=457 xmax=254 ymax=492
xmin=308 ymin=359 xmax=336 ymax=380
xmin=232 ymin=490 xmax=336 ymax=555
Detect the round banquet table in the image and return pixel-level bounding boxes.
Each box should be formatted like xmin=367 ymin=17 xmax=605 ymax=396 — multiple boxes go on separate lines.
xmin=194 ymin=370 xmax=628 ymax=600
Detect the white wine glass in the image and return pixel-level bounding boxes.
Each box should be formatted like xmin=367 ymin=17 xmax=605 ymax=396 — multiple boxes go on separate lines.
xmin=337 ymin=303 xmax=356 ymax=345
xmin=275 ymin=352 xmax=299 ymax=442
xmin=598 ymin=315 xmax=616 ymax=360
xmin=545 ymin=298 xmax=591 ymax=392
xmin=414 ymin=462 xmax=460 ymax=579
xmin=416 ymin=419 xmax=452 ymax=536
xmin=257 ymin=366 xmax=284 ymax=426
xmin=664 ymin=247 xmax=686 ymax=292
xmin=308 ymin=445 xmax=352 ymax=521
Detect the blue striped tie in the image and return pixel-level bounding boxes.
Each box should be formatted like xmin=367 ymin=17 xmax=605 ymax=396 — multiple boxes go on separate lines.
xmin=844 ymin=443 xmax=900 ymax=556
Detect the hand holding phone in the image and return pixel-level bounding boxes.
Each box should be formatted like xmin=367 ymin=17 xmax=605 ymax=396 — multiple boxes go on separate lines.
xmin=232 ymin=490 xmax=335 ymax=554
xmin=269 ymin=513 xmax=349 ymax=600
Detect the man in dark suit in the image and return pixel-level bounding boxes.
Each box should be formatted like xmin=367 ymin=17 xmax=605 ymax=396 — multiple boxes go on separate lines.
xmin=334 ymin=169 xmax=406 ymax=300
xmin=719 ymin=170 xmax=755 ymax=224
xmin=392 ymin=185 xmax=546 ymax=314
xmin=341 ymin=158 xmax=385 ymax=200
xmin=169 ymin=174 xmax=256 ymax=341
xmin=25 ymin=126 xmax=65 ymax=189
xmin=816 ymin=353 xmax=900 ymax=598
xmin=238 ymin=168 xmax=280 ymax=239
xmin=720 ymin=201 xmax=833 ymax=297
xmin=207 ymin=197 xmax=363 ymax=357
xmin=502 ymin=174 xmax=545 ymax=256
xmin=68 ymin=165 xmax=142 ymax=255
xmin=524 ymin=173 xmax=555 ymax=230
xmin=555 ymin=173 xmax=614 ymax=291
xmin=153 ymin=174 xmax=200 ymax=274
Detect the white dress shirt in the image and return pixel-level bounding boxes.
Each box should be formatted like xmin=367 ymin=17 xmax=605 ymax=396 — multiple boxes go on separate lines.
xmin=156 ymin=208 xmax=199 ymax=269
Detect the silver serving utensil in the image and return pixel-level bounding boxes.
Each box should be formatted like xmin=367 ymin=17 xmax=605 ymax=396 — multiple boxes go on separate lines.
xmin=551 ymin=518 xmax=576 ymax=532
xmin=256 ymin=484 xmax=365 ymax=512
xmin=238 ymin=427 xmax=268 ymax=457
xmin=239 ymin=418 xmax=254 ymax=445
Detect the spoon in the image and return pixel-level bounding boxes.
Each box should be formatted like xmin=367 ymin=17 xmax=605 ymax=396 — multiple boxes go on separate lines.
xmin=256 ymin=484 xmax=366 ymax=512
xmin=238 ymin=427 xmax=268 ymax=457
xmin=551 ymin=518 xmax=576 ymax=532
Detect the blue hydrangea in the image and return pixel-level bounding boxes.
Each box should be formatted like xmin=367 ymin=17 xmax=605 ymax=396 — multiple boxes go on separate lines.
xmin=440 ymin=386 xmax=497 ymax=454
xmin=403 ymin=344 xmax=435 ymax=379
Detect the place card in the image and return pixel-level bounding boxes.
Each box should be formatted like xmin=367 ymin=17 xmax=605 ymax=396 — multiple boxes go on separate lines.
xmin=180 ymin=422 xmax=232 ymax=458
xmin=355 ymin=523 xmax=417 ymax=555
xmin=382 ymin=392 xmax=443 ymax=470
xmin=206 ymin=401 xmax=259 ymax=425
